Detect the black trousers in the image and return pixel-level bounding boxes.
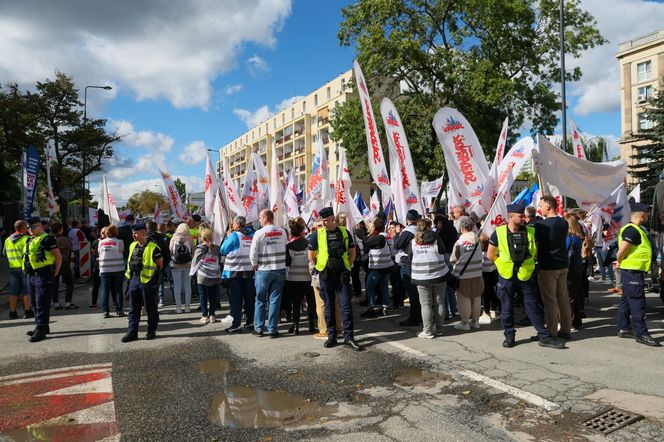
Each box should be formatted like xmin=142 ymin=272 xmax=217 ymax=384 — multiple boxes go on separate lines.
xmin=53 ymin=260 xmax=74 ymax=304
xmin=127 ymin=276 xmax=159 ymax=335
xmin=285 ymin=280 xmax=316 ymax=329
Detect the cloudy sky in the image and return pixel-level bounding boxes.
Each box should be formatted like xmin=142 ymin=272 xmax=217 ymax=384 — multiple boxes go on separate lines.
xmin=1 ymin=0 xmax=663 ymax=205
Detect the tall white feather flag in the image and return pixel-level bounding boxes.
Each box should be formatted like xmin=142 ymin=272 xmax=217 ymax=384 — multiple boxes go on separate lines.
xmin=284 ymin=168 xmax=300 ymax=219
xmin=100 ymin=175 xmax=120 ymax=225
xmin=569 ymin=117 xmax=587 ymax=160
xmin=269 ymin=142 xmax=285 ymax=226
xmin=242 ymin=160 xmax=259 ymax=223
xmin=212 ymin=186 xmax=230 ymax=246
xmin=221 ymin=156 xmax=246 ymax=217
xmin=369 ymin=191 xmax=380 ymax=220
xmin=335 ymin=148 xmax=364 ymax=228
xmin=251 ymin=152 xmax=270 ymax=210
xmin=45 ymin=146 xmax=56 ymax=216
xmin=155 ymin=158 xmax=187 ymax=220
xmin=204 ymin=152 xmax=218 ymax=218
xmin=304 ymin=137 xmax=329 ymax=216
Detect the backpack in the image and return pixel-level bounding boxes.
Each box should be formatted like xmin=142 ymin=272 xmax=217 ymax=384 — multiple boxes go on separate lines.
xmin=173 ymin=241 xmax=192 ymax=264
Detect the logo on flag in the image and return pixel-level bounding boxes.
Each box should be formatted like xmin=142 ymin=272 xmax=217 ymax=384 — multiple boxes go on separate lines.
xmin=443 ymin=117 xmax=464 ymax=133
xmin=386 ymin=110 xmax=400 ymax=127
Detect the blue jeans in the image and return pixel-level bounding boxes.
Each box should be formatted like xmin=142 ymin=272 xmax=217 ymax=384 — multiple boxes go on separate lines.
xmin=198 ymin=284 xmax=219 ymax=317
xmin=227 ymin=277 xmax=256 ymax=328
xmin=366 ymin=270 xmax=390 ymax=307
xmin=594 ymin=246 xmax=614 ymax=281
xmin=254 ymin=269 xmax=286 ymax=333
xmin=100 ymin=271 xmax=124 ymax=313
xmin=8 ymin=269 xmax=27 ymax=295
xmin=158 ymin=265 xmax=174 ymax=303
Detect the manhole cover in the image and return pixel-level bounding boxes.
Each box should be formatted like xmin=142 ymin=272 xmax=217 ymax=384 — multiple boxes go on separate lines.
xmin=582 ymin=407 xmax=643 ymax=435
xmin=303 ymin=352 xmax=320 ymax=358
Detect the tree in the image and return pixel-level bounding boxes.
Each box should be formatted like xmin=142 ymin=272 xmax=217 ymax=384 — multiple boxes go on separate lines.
xmin=0 ymin=72 xmax=120 ymax=221
xmin=126 ymin=191 xmax=169 ymax=218
xmin=174 ymin=178 xmax=187 ymax=202
xmin=332 ymin=0 xmax=605 ymax=180
xmin=631 ymin=78 xmax=664 ymax=198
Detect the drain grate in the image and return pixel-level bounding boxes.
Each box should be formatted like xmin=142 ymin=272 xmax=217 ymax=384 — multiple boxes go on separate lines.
xmin=583 ymin=407 xmax=644 ymax=435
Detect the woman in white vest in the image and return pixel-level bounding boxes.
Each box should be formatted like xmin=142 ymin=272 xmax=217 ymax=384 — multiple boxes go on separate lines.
xmin=170 ymin=223 xmax=194 ymax=313
xmin=98 ymin=225 xmax=126 ymax=318
xmin=285 ymin=217 xmax=316 ymax=335
xmin=361 ymin=218 xmax=393 ymax=318
xmin=450 ymin=216 xmax=484 ymax=331
xmin=410 ymin=218 xmax=449 ymax=338
xmin=191 ymin=228 xmax=221 ymax=324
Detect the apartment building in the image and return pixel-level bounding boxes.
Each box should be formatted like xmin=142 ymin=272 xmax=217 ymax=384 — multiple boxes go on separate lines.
xmin=218 ymin=69 xmax=372 ymax=207
xmin=616 ymin=29 xmax=664 ymax=183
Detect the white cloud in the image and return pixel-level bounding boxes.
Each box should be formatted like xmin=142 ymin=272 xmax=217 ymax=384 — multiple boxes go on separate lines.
xmin=109 ymin=120 xmax=174 ymax=152
xmin=247 ymin=55 xmax=270 ymax=76
xmin=233 ymin=95 xmax=304 ymax=128
xmin=0 ymin=1 xmax=292 ymax=109
xmin=91 ymin=174 xmax=206 ymax=207
xmin=225 ymin=84 xmax=243 ymax=95
xmin=570 ymin=0 xmax=664 ymax=115
xmin=179 ymin=141 xmax=210 ymax=165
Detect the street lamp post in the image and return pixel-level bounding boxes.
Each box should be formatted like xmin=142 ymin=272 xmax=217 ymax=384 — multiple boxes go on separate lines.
xmin=559 ymin=0 xmax=568 ymax=153
xmin=207 ymin=148 xmax=222 ymax=179
xmin=82 ymin=85 xmax=112 ymax=221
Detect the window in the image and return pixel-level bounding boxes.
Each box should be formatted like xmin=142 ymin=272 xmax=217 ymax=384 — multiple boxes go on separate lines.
xmin=341 ymin=78 xmax=346 ymax=90
xmin=291 ymin=107 xmax=295 ymax=119
xmin=314 ymin=94 xmax=318 ymax=106
xmin=637 ymin=61 xmax=652 ymax=82
xmin=326 ymin=86 xmax=331 ymax=100
xmin=302 ymin=101 xmax=306 ymax=113
xmin=638 ymin=113 xmax=654 ymax=131
xmin=637 ymin=85 xmax=653 ymax=102
xmin=282 ymin=113 xmax=285 ymax=124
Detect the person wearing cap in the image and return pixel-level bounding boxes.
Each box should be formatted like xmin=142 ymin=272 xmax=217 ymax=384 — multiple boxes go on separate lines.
xmin=487 ymin=204 xmax=564 ymax=349
xmin=22 ymin=217 xmax=62 ymax=342
xmin=308 ymin=207 xmax=361 ymax=351
xmin=121 ymin=222 xmax=163 ymax=342
xmin=394 ymin=209 xmax=423 ymax=326
xmin=2 ymin=220 xmax=33 ymax=320
xmin=615 ymin=202 xmax=661 ymax=347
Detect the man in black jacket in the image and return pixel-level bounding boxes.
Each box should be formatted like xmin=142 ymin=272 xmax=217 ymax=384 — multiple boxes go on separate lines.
xmin=394 ymin=210 xmax=422 ymax=326
xmin=117 ymin=214 xmax=135 ymax=261
xmin=147 ymin=220 xmax=172 ymax=307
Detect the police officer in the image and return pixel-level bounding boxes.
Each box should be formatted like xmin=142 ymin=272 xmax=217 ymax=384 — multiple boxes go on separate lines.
xmin=308 ymin=207 xmax=361 ymax=351
xmin=122 ymin=222 xmax=163 ymax=342
xmin=616 ymin=202 xmax=661 ymax=347
xmin=23 ymin=217 xmax=62 ymax=342
xmin=486 ymin=204 xmax=564 ymax=349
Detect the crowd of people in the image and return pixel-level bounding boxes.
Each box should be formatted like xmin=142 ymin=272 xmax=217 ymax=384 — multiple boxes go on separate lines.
xmin=2 ymin=195 xmax=662 ymax=349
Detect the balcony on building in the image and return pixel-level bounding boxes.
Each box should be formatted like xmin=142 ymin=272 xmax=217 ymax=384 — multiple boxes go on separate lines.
xmin=294 ymin=118 xmax=305 ymax=138
xmin=317 ymin=107 xmax=329 ymax=127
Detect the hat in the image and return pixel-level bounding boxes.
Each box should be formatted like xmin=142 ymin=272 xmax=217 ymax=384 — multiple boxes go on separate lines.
xmin=27 ymin=216 xmax=41 ymax=225
xmin=506 ymin=203 xmax=526 ymax=214
xmin=406 ymin=209 xmax=420 ymax=221
xmin=630 ymin=202 xmax=649 ymax=213
xmin=131 ymin=222 xmax=147 ymax=231
xmin=125 ymin=214 xmax=135 ymax=222
xmin=319 ymin=207 xmax=334 ymax=219
xmin=192 ymin=214 xmax=202 ymax=222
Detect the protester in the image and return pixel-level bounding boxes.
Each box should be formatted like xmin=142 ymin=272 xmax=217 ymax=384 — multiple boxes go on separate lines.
xmin=170 ymin=223 xmax=194 ymax=313
xmin=147 ymin=220 xmax=173 ymax=308
xmin=362 ymin=218 xmax=392 ymax=318
xmin=3 ymin=220 xmax=33 ymax=319
xmin=117 ymin=214 xmax=135 ymax=260
xmin=52 ymin=223 xmax=76 ymax=310
xmin=394 ymin=210 xmax=422 ymax=325
xmin=351 ymin=220 xmax=368 ymax=298
xmin=565 ymin=214 xmax=585 ymax=330
xmin=479 ymin=232 xmax=499 ymax=324
xmin=192 ymin=227 xmax=221 ymax=324
xmin=220 ymin=216 xmax=255 ymax=332
xmin=68 ymin=220 xmax=86 ymax=278
xmin=285 ymin=217 xmax=316 ymax=335
xmin=450 ymin=216 xmax=484 ymax=331
xmin=98 ymin=225 xmax=126 ymax=318
xmin=410 ymin=218 xmax=448 ymax=339
xmin=434 ymin=212 xmax=459 ymax=320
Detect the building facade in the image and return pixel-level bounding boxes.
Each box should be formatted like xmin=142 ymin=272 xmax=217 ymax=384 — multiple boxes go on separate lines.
xmin=217 ymin=70 xmax=372 ymax=210
xmin=616 ymin=29 xmax=664 ymax=183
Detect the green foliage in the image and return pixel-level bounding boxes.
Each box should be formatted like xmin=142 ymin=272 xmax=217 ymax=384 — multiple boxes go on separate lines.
xmin=630 ymin=78 xmax=664 ymax=197
xmin=333 ymin=0 xmax=605 ymax=181
xmin=126 ymin=190 xmax=170 ymax=218
xmin=174 ymin=178 xmax=187 ymax=201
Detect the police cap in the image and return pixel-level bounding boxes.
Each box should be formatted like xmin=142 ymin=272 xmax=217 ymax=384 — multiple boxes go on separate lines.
xmin=630 ymin=201 xmax=649 ymax=213
xmin=27 ymin=216 xmax=42 ymax=226
xmin=506 ymin=203 xmax=526 ymax=214
xmin=319 ymin=207 xmax=334 ymax=219
xmin=131 ymin=222 xmax=147 ymax=231
xmin=192 ymin=214 xmax=202 ymax=222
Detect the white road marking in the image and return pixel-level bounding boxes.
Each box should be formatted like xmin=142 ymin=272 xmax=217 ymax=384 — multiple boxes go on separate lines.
xmin=365 ymin=332 xmax=560 ymax=411
xmin=37 ymin=377 xmax=113 ymax=396
xmin=39 ymin=401 xmax=118 ymax=425
xmin=0 ymin=363 xmax=112 ymax=384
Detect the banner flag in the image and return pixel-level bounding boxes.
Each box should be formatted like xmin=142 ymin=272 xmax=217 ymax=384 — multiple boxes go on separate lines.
xmin=251 ymin=152 xmax=270 ymax=210
xmin=628 ymin=184 xmax=640 ymax=203
xmin=597 ymin=184 xmax=630 ymax=245
xmin=155 ymin=158 xmax=187 ymax=220
xmin=480 ymin=194 xmax=508 ymax=237
xmin=153 ymin=202 xmax=160 ymax=221
xmin=88 ymin=208 xmax=99 ymax=225
xmin=512 ymin=183 xmax=539 ymax=207
xmin=45 ymin=146 xmax=56 ymax=216
xmin=100 ymin=175 xmax=120 ymax=225
xmin=204 ymin=152 xmax=218 ymax=218
xmin=420 ymin=174 xmax=445 ymax=199
xmin=493 ymin=117 xmax=509 ymax=168
xmin=369 ymin=191 xmax=380 ymax=220
xmin=494 ymin=137 xmax=534 ymax=197
xmin=432 ymin=108 xmax=491 ymax=212
xmin=212 ymin=186 xmax=230 ymax=246
xmin=269 ymin=142 xmax=285 ymax=226
xmin=335 ymin=148 xmax=364 ymax=228
xmin=242 ymin=160 xmax=259 ymax=223
xmin=221 ymin=156 xmax=246 ymax=217
xmin=353 ymin=60 xmax=391 ymax=199
xmin=304 ymin=137 xmax=329 ymax=216
xmin=534 ymin=135 xmax=626 ymax=205
xmin=284 ymin=168 xmax=300 ymax=219
xmin=354 ymin=192 xmax=369 ymax=217
xmin=23 ymin=145 xmax=40 ymax=219
xmin=569 ymin=117 xmax=587 ymax=160
xmin=380 ymin=97 xmax=423 ymax=222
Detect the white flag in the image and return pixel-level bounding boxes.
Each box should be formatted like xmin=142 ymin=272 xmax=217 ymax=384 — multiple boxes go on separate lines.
xmin=45 ymin=146 xmax=56 ymax=216
xmin=381 ymin=97 xmax=424 ymax=222
xmin=242 ymin=161 xmax=259 ymax=223
xmin=222 ymin=156 xmax=246 ymax=217
xmin=251 ymin=153 xmax=270 ymax=210
xmin=335 ymin=148 xmax=364 ymax=228
xmin=369 ymin=191 xmax=380 ymax=220
xmin=304 ymin=137 xmax=329 ymax=216
xmin=421 ymin=174 xmax=445 ymax=199
xmin=493 ymin=117 xmax=509 ymax=168
xmin=494 ymin=137 xmax=535 ymax=197
xmin=628 ymin=184 xmax=640 ymax=203
xmin=156 ymin=159 xmax=187 ymax=220
xmin=353 ymin=60 xmax=391 ymax=199
xmin=284 ymin=168 xmax=300 ymax=219
xmin=433 ymin=107 xmax=491 ymax=211
xmin=569 ymin=117 xmax=587 ymax=160
xmin=204 ymin=152 xmax=218 ymax=218
xmin=212 ymin=187 xmax=230 ymax=246
xmin=480 ymin=193 xmax=508 ymax=237
xmin=269 ymin=142 xmax=284 ymax=226
xmin=100 ymin=175 xmax=120 ymax=225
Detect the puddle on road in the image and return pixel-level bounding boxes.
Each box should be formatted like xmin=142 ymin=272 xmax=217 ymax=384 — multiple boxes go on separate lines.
xmin=394 ymin=368 xmax=452 ymax=388
xmin=198 ymin=359 xmax=231 ymax=376
xmin=209 ymin=386 xmax=338 ymax=429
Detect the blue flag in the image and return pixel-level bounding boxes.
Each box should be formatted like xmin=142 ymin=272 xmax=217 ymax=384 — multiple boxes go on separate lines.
xmin=23 ymin=145 xmax=40 ymax=219
xmin=512 ymin=183 xmax=538 ymax=207
xmin=384 ymin=199 xmax=392 ymax=219
xmin=354 ymin=192 xmax=369 ymax=217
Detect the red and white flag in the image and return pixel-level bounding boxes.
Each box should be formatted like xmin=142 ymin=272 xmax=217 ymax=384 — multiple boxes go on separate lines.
xmin=45 ymin=146 xmax=56 ymax=216
xmin=480 ymin=193 xmax=508 ymax=237
xmin=335 ymin=148 xmax=364 ymax=228
xmin=369 ymin=190 xmax=380 ymax=220
xmin=269 ymin=142 xmax=284 ymax=226
xmin=242 ymin=161 xmax=259 ymax=223
xmin=494 ymin=137 xmax=534 ymax=197
xmin=152 ymin=202 xmax=160 ymax=221
xmin=155 ymin=159 xmax=187 ymax=220
xmin=284 ymin=168 xmax=300 ymax=219
xmin=204 ymin=152 xmax=219 ymax=218
xmin=569 ymin=117 xmax=587 ymax=160
xmin=493 ymin=117 xmax=509 ymax=168
xmin=420 ymin=174 xmax=445 ymax=199
xmin=353 ymin=60 xmax=391 ymax=200
xmin=304 ymin=137 xmax=329 ymax=216
xmin=433 ymin=107 xmax=491 ymax=213
xmin=212 ymin=186 xmax=230 ymax=246
xmin=221 ymin=156 xmax=246 ymax=217
xmin=381 ymin=97 xmax=423 ymax=222
xmin=251 ymin=153 xmax=270 ymax=210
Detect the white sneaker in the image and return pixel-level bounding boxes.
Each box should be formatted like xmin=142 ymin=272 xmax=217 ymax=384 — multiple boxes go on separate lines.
xmin=209 ymin=315 xmax=217 ymax=323
xmin=418 ymin=331 xmax=434 ymax=339
xmin=185 ymin=305 xmax=191 ymax=313
xmin=221 ymin=314 xmax=234 ymax=324
xmin=454 ymin=322 xmax=471 ymax=331
xmin=200 ymin=316 xmax=209 ymax=324
xmin=158 ymin=301 xmax=164 ymax=308
xmin=490 ymin=310 xmax=498 ymax=320
xmin=176 ymin=307 xmax=182 ymax=314
xmin=478 ymin=313 xmax=492 ymax=325
xmin=470 ymin=320 xmax=480 ymax=330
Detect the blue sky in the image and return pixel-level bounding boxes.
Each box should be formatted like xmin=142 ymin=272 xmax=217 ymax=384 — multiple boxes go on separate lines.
xmin=2 ymin=0 xmax=663 ymax=205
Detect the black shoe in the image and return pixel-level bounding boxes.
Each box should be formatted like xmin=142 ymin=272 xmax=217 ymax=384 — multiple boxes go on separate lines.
xmin=344 ymin=339 xmax=362 ymax=351
xmin=557 ymin=332 xmax=572 ymax=341
xmin=121 ymin=333 xmax=138 ymax=343
xmin=27 ymin=325 xmax=50 ymax=336
xmin=309 ymin=326 xmax=319 ymax=334
xmin=398 ymin=319 xmax=420 ymax=327
xmin=529 ymin=335 xmax=540 ymax=342
xmin=23 ymin=310 xmax=34 ymax=319
xmin=65 ymin=303 xmax=79 ymax=310
xmin=288 ymin=326 xmax=299 ymax=335
xmin=29 ymin=327 xmax=46 ymax=342
xmin=324 ymin=337 xmax=338 ymax=348
xmin=636 ymin=334 xmax=662 ymax=347
xmin=9 ymin=311 xmax=18 ymax=320
xmin=503 ymin=338 xmax=516 ymax=348
xmin=360 ymin=308 xmax=377 ymax=318
xmin=539 ymin=337 xmax=566 ymax=349
xmin=103 ymin=312 xmax=111 ymax=319
xmin=268 ymin=332 xmax=279 ymax=339
xmin=618 ymin=330 xmax=635 ymax=339
xmin=145 ymin=331 xmax=156 ymax=340
xmin=244 ymin=322 xmax=254 ymax=329
xmin=117 ymin=311 xmax=125 ymax=317
xmin=359 ymin=300 xmax=368 ymax=307
xmin=225 ymin=326 xmax=242 ymax=333
xmin=54 ymin=304 xmax=64 ymax=310
xmin=251 ymin=329 xmax=264 ymax=337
